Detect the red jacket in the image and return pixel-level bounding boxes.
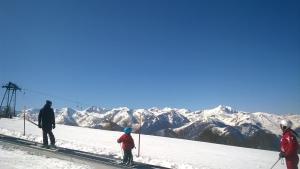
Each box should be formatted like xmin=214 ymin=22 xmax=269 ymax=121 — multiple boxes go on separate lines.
xmin=280 ymin=129 xmax=299 ymax=160
xmin=117 ymin=134 xmax=135 ymax=150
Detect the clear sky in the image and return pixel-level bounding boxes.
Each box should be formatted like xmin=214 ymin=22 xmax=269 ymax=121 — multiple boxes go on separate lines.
xmin=0 ymin=0 xmax=299 ymax=114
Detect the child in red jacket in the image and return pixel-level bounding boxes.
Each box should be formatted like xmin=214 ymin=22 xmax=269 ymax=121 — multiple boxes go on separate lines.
xmin=117 ymin=127 xmax=135 ymax=165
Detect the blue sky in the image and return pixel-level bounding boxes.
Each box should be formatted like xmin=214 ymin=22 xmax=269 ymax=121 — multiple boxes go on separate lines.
xmin=0 ymin=0 xmax=299 ymax=114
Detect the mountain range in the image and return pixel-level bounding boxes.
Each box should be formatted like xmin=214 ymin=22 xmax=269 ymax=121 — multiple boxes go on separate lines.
xmin=22 ymin=105 xmax=300 ymax=151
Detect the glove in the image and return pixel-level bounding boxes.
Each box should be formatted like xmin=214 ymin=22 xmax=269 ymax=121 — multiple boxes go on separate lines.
xmin=52 ymin=124 xmax=55 ymax=129
xmin=38 ymin=124 xmax=42 ymax=128
xmin=279 ymin=152 xmax=285 ymax=158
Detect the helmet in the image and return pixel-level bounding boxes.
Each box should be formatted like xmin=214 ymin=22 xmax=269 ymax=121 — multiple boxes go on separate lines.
xmin=280 ymin=119 xmax=292 ymax=129
xmin=123 ymin=127 xmax=132 ymax=134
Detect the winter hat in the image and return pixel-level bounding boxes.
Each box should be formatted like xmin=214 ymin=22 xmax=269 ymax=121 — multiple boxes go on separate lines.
xmin=124 ymin=127 xmax=132 ymax=134
xmin=280 ymin=119 xmax=292 ymax=129
xmin=46 ymin=100 xmax=52 ymax=105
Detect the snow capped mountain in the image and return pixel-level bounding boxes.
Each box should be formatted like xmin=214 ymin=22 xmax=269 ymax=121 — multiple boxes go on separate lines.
xmin=142 ymin=108 xmax=190 ymax=134
xmin=84 ymin=106 xmax=107 ymax=114
xmin=21 ymin=105 xmax=300 ymax=150
xmin=55 ymin=107 xmax=77 ymax=125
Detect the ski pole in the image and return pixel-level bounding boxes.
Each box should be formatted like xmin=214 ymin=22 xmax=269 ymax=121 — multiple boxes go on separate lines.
xmin=25 ymin=117 xmax=38 ymax=126
xmin=270 ymin=157 xmax=281 ymax=169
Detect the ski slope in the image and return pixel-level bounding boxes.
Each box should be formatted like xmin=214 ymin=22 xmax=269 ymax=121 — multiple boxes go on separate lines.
xmin=0 ymin=144 xmax=92 ymax=169
xmin=0 ymin=118 xmax=297 ymax=169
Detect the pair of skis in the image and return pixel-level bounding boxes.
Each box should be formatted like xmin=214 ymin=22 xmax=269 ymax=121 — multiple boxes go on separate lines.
xmin=117 ymin=162 xmax=137 ymax=168
xmin=37 ymin=144 xmax=58 ymax=151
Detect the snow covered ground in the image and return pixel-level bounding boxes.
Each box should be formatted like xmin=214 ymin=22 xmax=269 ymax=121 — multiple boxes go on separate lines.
xmin=0 ymin=118 xmax=298 ymax=169
xmin=0 ymin=144 xmax=91 ymax=169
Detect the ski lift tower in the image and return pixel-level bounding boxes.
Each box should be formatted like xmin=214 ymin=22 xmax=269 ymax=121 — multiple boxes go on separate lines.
xmin=0 ymin=82 xmax=22 ymax=118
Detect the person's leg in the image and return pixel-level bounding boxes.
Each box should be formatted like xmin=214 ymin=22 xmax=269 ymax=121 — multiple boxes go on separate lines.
xmin=128 ymin=150 xmax=133 ymax=165
xmin=48 ymin=130 xmax=55 ymax=145
xmin=286 ymin=159 xmax=298 ymax=169
xmin=42 ymin=129 xmax=48 ymax=145
xmin=123 ymin=150 xmax=129 ymax=164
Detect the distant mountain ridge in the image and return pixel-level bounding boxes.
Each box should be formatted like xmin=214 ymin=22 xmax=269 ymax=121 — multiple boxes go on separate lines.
xmin=22 ymin=105 xmax=300 ymax=151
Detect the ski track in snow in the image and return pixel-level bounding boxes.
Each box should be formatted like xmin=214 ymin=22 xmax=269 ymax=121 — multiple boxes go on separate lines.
xmin=0 ymin=145 xmax=91 ymax=169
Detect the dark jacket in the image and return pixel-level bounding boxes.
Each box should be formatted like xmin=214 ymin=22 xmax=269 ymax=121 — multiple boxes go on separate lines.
xmin=38 ymin=105 xmax=55 ymax=130
xmin=117 ymin=133 xmax=135 ymax=150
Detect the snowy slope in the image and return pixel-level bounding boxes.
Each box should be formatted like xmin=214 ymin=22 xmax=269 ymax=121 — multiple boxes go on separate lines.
xmin=0 ymin=144 xmax=92 ymax=169
xmin=0 ymin=118 xmax=297 ymax=169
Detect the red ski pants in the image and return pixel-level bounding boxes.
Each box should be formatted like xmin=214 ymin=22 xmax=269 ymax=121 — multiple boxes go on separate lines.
xmin=286 ymin=157 xmax=299 ymax=169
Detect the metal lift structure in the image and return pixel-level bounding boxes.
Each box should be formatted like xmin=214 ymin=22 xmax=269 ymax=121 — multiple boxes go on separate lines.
xmin=0 ymin=82 xmax=22 ymax=118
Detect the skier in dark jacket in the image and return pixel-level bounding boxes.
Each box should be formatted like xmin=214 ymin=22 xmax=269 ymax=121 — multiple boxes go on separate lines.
xmin=279 ymin=119 xmax=299 ymax=169
xmin=117 ymin=127 xmax=135 ymax=166
xmin=38 ymin=100 xmax=56 ymax=147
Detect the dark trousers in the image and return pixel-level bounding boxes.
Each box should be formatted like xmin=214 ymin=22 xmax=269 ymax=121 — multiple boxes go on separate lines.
xmin=123 ymin=149 xmax=133 ymax=164
xmin=42 ymin=129 xmax=55 ymax=145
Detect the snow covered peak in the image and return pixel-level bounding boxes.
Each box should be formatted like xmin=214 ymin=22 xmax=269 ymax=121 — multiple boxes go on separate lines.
xmin=55 ymin=107 xmax=76 ymax=115
xmin=211 ymin=105 xmax=237 ymax=114
xmin=198 ymin=105 xmax=238 ymax=121
xmin=55 ymin=107 xmax=77 ymax=125
xmin=133 ymin=109 xmax=152 ymax=116
xmin=25 ymin=108 xmax=41 ymax=113
xmin=111 ymin=107 xmax=130 ymax=112
xmin=161 ymin=107 xmax=191 ymax=114
xmin=162 ymin=107 xmax=174 ymax=112
xmin=84 ymin=106 xmax=106 ymax=113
